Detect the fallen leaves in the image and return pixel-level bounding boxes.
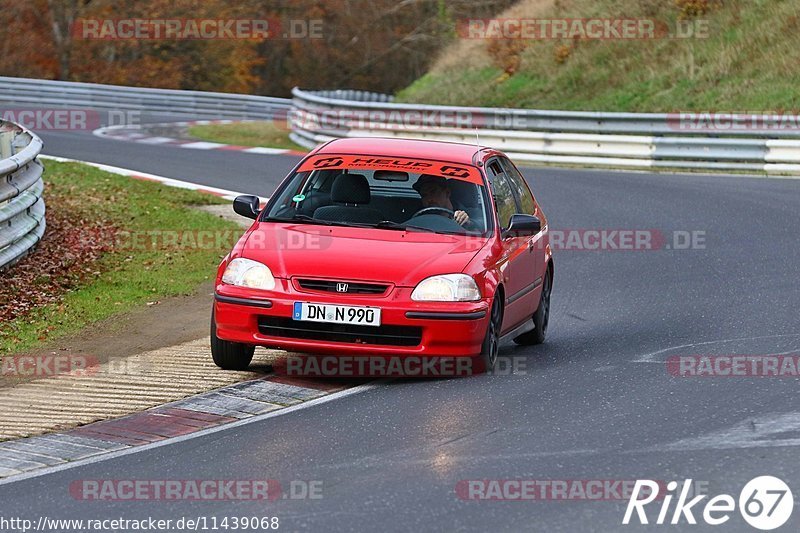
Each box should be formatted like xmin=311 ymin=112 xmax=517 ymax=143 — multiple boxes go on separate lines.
xmin=0 ymin=205 xmax=117 ymax=324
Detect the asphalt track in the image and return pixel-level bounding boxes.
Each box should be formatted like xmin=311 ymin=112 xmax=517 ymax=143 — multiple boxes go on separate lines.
xmin=1 ymin=122 xmax=799 ymax=532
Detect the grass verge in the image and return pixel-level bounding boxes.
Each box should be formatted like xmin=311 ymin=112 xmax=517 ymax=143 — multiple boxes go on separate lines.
xmin=0 ymin=161 xmax=242 ymax=354
xmin=187 ymin=120 xmax=305 ymax=151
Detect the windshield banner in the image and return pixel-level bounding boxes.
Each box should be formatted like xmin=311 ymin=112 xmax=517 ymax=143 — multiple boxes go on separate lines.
xmin=297 ymin=154 xmax=484 ymax=184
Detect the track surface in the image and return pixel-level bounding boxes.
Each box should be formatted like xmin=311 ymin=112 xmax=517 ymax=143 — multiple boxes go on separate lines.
xmin=1 ymin=123 xmax=799 ymax=532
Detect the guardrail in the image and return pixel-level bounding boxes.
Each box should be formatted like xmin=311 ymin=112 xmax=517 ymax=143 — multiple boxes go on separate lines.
xmin=0 ymin=77 xmax=291 ymax=120
xmin=0 ymin=120 xmax=45 ymax=270
xmin=290 ymin=88 xmax=800 ymax=175
xmin=5 ymin=77 xmax=796 ymax=175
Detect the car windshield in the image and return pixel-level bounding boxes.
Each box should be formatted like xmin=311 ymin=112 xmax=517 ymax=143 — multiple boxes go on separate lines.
xmin=263 ymin=163 xmax=492 ymax=236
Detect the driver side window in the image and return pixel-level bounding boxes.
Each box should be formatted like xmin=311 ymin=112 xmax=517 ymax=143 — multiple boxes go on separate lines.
xmin=487 ymin=160 xmax=516 ymax=230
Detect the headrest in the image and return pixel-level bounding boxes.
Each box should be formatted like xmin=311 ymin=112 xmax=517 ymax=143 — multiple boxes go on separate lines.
xmin=447 ymin=179 xmax=480 ymax=208
xmin=412 ymin=174 xmax=448 ymax=194
xmin=331 ymin=173 xmax=370 ymax=204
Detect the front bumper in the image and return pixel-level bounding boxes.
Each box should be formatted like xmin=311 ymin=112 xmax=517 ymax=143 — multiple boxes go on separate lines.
xmin=213 ymin=281 xmax=489 ymax=357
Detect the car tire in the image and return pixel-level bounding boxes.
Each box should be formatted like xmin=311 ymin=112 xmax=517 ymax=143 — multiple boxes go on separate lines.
xmin=475 ymin=294 xmax=503 ymax=374
xmin=210 ymin=308 xmax=255 ymax=370
xmin=514 ymin=269 xmax=551 ymax=346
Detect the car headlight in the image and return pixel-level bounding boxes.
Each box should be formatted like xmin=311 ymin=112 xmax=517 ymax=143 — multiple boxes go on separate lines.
xmin=411 ymin=274 xmax=481 ymax=302
xmin=221 ymin=258 xmax=276 ymax=290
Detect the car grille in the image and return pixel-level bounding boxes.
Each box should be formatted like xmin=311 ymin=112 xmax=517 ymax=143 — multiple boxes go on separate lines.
xmin=296 ymin=278 xmax=389 ymax=295
xmin=258 ymin=317 xmax=421 ymax=347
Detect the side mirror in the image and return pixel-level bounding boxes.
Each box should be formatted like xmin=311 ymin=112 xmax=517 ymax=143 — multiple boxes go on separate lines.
xmin=233 ymin=195 xmax=260 ymax=220
xmin=503 ymin=214 xmax=541 ymax=238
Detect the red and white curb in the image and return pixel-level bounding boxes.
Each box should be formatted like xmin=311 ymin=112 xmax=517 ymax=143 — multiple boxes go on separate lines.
xmin=0 ymin=378 xmax=375 ymax=481
xmin=40 ymin=155 xmax=268 ymax=203
xmin=93 ymin=119 xmax=306 ymax=156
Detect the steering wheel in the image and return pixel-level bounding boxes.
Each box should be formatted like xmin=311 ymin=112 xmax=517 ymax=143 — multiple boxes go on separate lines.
xmin=412 ymin=207 xmax=454 ymax=219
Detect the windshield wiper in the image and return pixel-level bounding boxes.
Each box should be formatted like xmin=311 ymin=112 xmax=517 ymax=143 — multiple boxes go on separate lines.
xmin=264 ymin=215 xmax=395 ymax=230
xmin=265 ymin=216 xmax=446 ymax=234
xmin=264 ymin=214 xmax=318 ymax=223
xmin=373 ymin=221 xmax=438 ymax=233
xmin=262 ymin=214 xmax=341 ymax=226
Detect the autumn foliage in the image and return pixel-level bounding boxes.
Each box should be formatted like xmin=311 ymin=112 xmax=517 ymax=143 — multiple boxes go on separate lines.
xmin=0 ymin=0 xmax=515 ymax=96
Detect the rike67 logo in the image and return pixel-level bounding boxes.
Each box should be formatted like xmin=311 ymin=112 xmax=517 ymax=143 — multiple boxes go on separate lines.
xmin=623 ymin=476 xmax=793 ymax=530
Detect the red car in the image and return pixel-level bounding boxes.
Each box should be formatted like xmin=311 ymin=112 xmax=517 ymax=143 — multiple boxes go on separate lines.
xmin=211 ymin=137 xmax=553 ymax=373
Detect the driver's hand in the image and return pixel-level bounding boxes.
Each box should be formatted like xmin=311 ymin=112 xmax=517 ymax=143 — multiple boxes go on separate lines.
xmin=454 ymin=210 xmax=470 ymax=226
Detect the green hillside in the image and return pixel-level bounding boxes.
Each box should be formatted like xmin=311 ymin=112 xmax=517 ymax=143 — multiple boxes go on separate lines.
xmin=397 ymin=0 xmax=799 ymax=111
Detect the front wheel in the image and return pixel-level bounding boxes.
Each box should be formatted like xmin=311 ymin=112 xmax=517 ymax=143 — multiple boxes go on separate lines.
xmin=513 ymin=269 xmax=551 ymax=346
xmin=210 ymin=308 xmax=255 ymax=370
xmin=474 ymin=295 xmax=502 ymax=373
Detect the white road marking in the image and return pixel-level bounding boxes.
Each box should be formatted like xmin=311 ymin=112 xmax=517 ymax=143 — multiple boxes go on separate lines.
xmin=180 ymin=141 xmax=228 ymax=150
xmin=91 ymin=121 xmax=301 ymax=155
xmin=647 ymin=412 xmax=800 ymax=452
xmin=113 ymin=132 xmax=148 ymax=140
xmin=244 ymin=146 xmax=292 ymax=154
xmin=136 ymin=136 xmax=175 ymax=144
xmin=632 ymin=334 xmax=800 ymax=363
xmin=39 ymin=155 xmax=267 ymax=202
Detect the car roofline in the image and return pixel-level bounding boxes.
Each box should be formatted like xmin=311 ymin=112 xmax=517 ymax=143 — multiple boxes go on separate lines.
xmin=302 ymin=150 xmax=485 ymax=169
xmin=311 ymin=137 xmax=499 ymax=168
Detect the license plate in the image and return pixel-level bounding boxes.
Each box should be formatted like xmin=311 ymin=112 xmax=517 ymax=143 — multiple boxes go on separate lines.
xmin=293 ymin=302 xmax=381 ymax=327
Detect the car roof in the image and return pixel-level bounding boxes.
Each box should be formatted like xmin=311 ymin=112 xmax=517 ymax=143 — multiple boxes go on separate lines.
xmin=313 ymin=137 xmax=494 ymax=166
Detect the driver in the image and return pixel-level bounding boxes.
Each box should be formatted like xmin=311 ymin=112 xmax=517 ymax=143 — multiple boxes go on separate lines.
xmin=412 ymin=174 xmax=471 ymax=227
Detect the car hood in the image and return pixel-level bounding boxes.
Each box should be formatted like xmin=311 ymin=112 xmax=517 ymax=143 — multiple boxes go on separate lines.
xmin=238 ymin=222 xmax=488 ymax=287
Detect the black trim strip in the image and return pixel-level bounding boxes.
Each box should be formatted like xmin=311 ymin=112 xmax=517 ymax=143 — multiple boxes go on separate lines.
xmin=261 ymin=324 xmax=418 ymax=342
xmin=405 ymin=310 xmax=487 ymax=320
xmin=505 ymin=277 xmax=543 ymax=305
xmin=258 ymin=317 xmax=421 ymax=346
xmin=214 ymin=294 xmax=273 ymax=309
xmin=499 ymin=318 xmax=535 ymax=344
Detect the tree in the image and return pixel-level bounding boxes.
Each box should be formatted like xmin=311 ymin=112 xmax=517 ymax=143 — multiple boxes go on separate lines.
xmin=45 ymin=0 xmax=94 ymax=80
xmin=0 ymin=0 xmax=517 ymax=94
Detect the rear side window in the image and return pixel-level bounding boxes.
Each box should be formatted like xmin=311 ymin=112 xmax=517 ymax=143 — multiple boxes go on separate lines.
xmin=500 ymin=158 xmax=536 ymax=214
xmin=487 ymin=160 xmax=516 ymax=230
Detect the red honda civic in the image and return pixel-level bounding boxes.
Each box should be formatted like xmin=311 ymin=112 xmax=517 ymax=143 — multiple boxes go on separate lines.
xmin=211 ymin=137 xmax=553 ymax=373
